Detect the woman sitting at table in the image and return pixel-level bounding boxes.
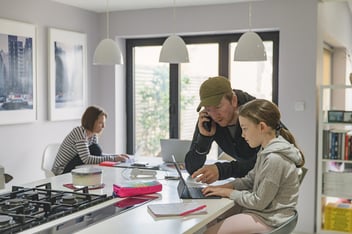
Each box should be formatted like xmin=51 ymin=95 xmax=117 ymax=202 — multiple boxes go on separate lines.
xmin=202 ymin=99 xmax=305 ymax=234
xmin=52 ymin=105 xmax=128 ymax=175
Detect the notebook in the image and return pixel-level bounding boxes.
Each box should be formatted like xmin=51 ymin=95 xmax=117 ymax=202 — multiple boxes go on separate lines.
xmin=172 ymin=156 xmax=220 ymax=199
xmin=160 ymin=139 xmax=191 ymax=163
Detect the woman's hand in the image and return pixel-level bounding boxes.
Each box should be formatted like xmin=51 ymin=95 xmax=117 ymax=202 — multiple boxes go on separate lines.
xmin=202 ymin=184 xmax=234 ymax=198
xmin=114 ymin=154 xmax=129 ymax=162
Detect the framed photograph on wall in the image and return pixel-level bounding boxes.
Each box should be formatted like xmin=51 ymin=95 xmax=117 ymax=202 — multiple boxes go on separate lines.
xmin=0 ymin=18 xmax=37 ymax=125
xmin=327 ymin=110 xmax=344 ymax=123
xmin=48 ymin=28 xmax=87 ymax=121
xmin=343 ymin=111 xmax=352 ymax=123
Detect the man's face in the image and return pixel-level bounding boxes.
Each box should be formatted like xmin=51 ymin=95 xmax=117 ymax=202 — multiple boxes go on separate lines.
xmin=204 ymin=96 xmax=237 ymax=126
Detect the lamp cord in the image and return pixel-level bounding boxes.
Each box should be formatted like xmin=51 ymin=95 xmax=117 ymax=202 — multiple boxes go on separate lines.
xmin=172 ymin=0 xmax=176 ymax=34
xmin=248 ymin=2 xmax=252 ymax=31
xmin=106 ymin=0 xmax=110 ymax=38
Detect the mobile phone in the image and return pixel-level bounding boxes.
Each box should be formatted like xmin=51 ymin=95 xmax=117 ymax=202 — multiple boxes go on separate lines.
xmin=132 ymin=162 xmax=149 ymax=167
xmin=203 ymin=116 xmax=212 ymax=132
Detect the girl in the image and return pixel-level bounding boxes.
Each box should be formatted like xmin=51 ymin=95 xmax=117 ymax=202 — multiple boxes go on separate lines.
xmin=203 ymin=99 xmax=305 ymax=234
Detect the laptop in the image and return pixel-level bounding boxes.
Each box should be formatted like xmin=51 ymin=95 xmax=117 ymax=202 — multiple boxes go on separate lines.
xmin=160 ymin=139 xmax=191 ymax=163
xmin=172 ymin=156 xmax=220 ymax=199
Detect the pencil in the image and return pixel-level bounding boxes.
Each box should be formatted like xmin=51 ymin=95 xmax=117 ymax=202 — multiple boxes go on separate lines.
xmin=179 ymin=204 xmax=207 ymax=216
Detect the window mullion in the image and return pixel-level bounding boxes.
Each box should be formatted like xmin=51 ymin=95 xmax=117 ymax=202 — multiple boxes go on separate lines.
xmin=170 ymin=64 xmax=179 ymax=138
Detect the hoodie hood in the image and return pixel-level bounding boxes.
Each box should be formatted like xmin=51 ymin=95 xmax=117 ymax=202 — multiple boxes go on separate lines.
xmin=259 ymin=135 xmax=303 ymax=166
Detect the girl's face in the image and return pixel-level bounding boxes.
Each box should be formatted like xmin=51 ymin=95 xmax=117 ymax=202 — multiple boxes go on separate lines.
xmin=239 ymin=116 xmax=263 ymax=148
xmin=93 ymin=114 xmax=106 ymax=134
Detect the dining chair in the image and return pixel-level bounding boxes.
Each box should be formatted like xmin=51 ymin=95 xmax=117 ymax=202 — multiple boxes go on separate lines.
xmin=266 ymin=210 xmax=298 ymax=234
xmin=41 ymin=143 xmax=60 ymax=178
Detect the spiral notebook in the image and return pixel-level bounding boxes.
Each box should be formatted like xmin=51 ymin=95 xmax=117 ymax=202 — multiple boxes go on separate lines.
xmin=148 ymin=202 xmax=207 ymax=217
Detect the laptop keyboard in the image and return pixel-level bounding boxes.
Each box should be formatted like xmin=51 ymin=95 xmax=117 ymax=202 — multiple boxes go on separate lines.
xmin=188 ymin=186 xmax=206 ymax=198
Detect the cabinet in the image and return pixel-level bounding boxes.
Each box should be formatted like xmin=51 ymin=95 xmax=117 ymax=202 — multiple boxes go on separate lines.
xmin=317 ymin=85 xmax=352 ymax=233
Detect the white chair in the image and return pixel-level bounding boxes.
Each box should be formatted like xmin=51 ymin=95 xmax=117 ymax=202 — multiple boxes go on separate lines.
xmin=41 ymin=143 xmax=60 ymax=178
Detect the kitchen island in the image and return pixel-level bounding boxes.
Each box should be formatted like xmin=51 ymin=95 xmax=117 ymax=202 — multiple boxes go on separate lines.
xmin=9 ymin=163 xmax=233 ymax=234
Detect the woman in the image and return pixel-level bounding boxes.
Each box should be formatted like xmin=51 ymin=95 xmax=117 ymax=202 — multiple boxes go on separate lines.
xmin=203 ymin=99 xmax=305 ymax=234
xmin=52 ymin=106 xmax=128 ymax=175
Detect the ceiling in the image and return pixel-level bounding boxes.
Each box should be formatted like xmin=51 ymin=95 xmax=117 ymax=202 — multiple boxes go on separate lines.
xmin=50 ymin=0 xmax=352 ymax=14
xmin=49 ymin=0 xmax=259 ymax=13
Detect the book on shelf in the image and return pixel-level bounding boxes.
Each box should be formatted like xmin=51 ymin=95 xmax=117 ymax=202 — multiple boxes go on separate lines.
xmin=322 ymin=129 xmax=352 ymax=160
xmin=323 ymin=171 xmax=352 ymax=196
xmin=324 ymin=202 xmax=352 ymax=232
xmin=147 ymin=202 xmax=207 ymax=217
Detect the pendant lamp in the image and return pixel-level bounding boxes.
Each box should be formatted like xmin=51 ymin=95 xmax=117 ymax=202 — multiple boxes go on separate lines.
xmin=234 ymin=3 xmax=266 ymax=61
xmin=93 ymin=0 xmax=123 ymax=65
xmin=159 ymin=0 xmax=189 ymax=64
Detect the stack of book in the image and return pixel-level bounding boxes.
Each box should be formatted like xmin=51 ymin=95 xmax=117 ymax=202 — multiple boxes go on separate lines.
xmin=323 ymin=171 xmax=352 ymax=197
xmin=324 ymin=202 xmax=352 ymax=232
xmin=322 ymin=129 xmax=352 ymax=160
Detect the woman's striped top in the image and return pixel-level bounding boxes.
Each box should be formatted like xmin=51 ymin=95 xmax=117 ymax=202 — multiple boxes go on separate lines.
xmin=52 ymin=126 xmax=115 ymax=175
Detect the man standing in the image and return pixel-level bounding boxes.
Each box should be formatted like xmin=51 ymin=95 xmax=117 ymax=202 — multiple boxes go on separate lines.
xmin=185 ymin=76 xmax=259 ymax=183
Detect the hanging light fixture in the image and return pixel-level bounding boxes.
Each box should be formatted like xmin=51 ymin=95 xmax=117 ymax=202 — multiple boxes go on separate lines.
xmin=234 ymin=3 xmax=266 ymax=61
xmin=159 ymin=0 xmax=189 ymax=64
xmin=93 ymin=0 xmax=123 ymax=65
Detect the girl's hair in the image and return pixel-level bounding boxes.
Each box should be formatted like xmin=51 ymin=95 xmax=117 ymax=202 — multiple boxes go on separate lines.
xmin=239 ymin=99 xmax=305 ymax=167
xmin=81 ymin=106 xmax=107 ymax=131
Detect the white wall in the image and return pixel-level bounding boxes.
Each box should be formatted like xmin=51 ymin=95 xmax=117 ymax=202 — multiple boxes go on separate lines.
xmin=0 ymin=0 xmax=101 ymax=184
xmin=0 ymin=0 xmax=351 ymax=233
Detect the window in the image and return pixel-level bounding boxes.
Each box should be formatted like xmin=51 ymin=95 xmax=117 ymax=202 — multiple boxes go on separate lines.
xmin=126 ymin=32 xmax=279 ymax=157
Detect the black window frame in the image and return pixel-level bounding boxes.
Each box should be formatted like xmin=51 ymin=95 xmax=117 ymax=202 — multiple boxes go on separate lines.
xmin=126 ymin=31 xmax=279 ymax=154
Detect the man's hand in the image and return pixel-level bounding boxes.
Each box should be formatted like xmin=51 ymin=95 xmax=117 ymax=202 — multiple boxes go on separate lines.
xmin=198 ymin=111 xmax=216 ymax=136
xmin=191 ymin=164 xmax=219 ymax=184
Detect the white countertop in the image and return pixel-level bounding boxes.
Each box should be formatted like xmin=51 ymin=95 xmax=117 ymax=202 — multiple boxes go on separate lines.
xmin=15 ymin=161 xmax=234 ymax=234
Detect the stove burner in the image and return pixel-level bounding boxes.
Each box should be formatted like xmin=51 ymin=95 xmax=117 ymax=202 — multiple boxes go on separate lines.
xmin=23 ymin=191 xmax=39 ymax=200
xmin=61 ymin=195 xmax=77 ymax=205
xmin=0 ymin=215 xmax=13 ymax=227
xmin=5 ymin=198 xmax=29 ymax=207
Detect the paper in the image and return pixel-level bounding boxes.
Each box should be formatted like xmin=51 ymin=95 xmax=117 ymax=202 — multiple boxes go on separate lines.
xmin=148 ymin=202 xmax=207 ymax=217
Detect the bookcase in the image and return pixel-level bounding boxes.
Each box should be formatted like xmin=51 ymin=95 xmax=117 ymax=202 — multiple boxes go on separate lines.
xmin=317 ymin=85 xmax=352 ymax=233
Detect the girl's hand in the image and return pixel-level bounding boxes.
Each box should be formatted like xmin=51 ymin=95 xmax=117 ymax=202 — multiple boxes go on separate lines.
xmin=202 ymin=185 xmax=233 ymax=198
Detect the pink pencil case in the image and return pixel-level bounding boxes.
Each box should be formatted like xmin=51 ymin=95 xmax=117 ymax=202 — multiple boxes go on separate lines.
xmin=113 ymin=181 xmax=162 ymax=197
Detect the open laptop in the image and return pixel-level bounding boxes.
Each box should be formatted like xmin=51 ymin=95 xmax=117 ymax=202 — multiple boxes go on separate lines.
xmin=172 ymin=156 xmax=220 ymax=199
xmin=160 ymin=139 xmax=191 ymax=163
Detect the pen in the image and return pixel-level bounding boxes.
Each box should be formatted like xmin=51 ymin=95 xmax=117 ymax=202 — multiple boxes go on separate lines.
xmin=180 ymin=204 xmax=207 ymax=216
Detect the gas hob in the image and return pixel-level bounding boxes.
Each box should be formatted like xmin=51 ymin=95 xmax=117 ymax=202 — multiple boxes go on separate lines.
xmin=0 ymin=183 xmax=111 ymax=234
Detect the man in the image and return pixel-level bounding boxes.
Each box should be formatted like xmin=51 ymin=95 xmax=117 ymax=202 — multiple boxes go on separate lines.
xmin=185 ymin=76 xmax=260 ymax=184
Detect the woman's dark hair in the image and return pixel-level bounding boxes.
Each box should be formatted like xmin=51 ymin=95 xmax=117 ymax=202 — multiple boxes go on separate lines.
xmin=239 ymin=99 xmax=305 ymax=167
xmin=81 ymin=106 xmax=107 ymax=131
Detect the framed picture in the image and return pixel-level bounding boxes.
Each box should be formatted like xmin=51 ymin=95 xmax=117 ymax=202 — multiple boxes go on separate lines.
xmin=48 ymin=28 xmax=87 ymax=121
xmin=328 ymin=110 xmax=344 ymax=123
xmin=343 ymin=111 xmax=352 ymax=123
xmin=0 ymin=18 xmax=37 ymax=125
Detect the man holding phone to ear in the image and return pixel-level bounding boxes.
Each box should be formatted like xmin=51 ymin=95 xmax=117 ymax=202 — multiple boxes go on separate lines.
xmin=185 ymin=76 xmax=259 ymax=184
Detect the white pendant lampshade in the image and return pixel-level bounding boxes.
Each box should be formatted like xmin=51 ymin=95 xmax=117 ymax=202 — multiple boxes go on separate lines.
xmin=159 ymin=35 xmax=189 ymax=64
xmin=93 ymin=0 xmax=123 ymax=65
xmin=234 ymin=31 xmax=267 ymax=61
xmin=93 ymin=38 xmax=123 ymax=65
